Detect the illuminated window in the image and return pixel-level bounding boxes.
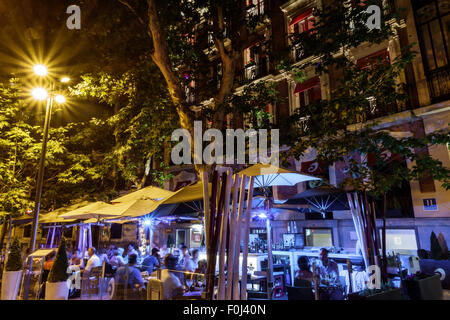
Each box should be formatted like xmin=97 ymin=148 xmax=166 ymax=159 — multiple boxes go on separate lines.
xmin=289 ymin=9 xmax=315 ymax=61
xmin=304 ymin=228 xmax=333 ymax=247
xmin=247 ymin=0 xmax=265 ymax=16
xmin=294 ymin=76 xmax=321 ymax=109
xmin=413 ymin=0 xmax=450 ymax=102
xmin=379 ymin=229 xmax=418 ymax=251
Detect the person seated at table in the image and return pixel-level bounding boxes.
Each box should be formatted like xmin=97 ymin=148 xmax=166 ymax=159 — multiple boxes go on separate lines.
xmin=184 ymin=249 xmax=200 ymax=272
xmin=294 ymin=256 xmax=313 ymax=286
xmin=44 ymin=251 xmax=56 ymax=271
xmin=107 ymin=245 xmax=116 ymax=259
xmin=192 ymin=259 xmax=206 ymax=289
xmin=98 ymin=248 xmax=110 ymax=264
xmin=161 ymin=254 xmax=187 ymax=300
xmin=142 ymin=248 xmax=160 ymax=274
xmin=127 ymin=243 xmax=139 ymax=257
xmin=69 ymin=249 xmax=82 ymax=268
xmin=316 ymin=248 xmax=340 ymax=285
xmin=115 ymin=253 xmax=144 ymax=290
xmin=110 ymin=248 xmax=126 ymax=270
xmin=84 ymin=247 xmax=102 ymax=273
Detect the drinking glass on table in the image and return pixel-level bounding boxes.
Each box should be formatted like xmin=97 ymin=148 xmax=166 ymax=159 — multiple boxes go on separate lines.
xmin=185 ymin=273 xmax=194 ymax=290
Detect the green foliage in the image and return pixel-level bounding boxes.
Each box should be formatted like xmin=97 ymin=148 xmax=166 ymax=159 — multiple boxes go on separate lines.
xmin=5 ymin=238 xmax=22 ymax=271
xmin=47 ymin=237 xmax=69 ymax=283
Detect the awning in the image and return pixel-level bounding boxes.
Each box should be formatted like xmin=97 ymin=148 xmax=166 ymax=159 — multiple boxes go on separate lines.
xmin=294 ymin=76 xmax=320 ymax=94
xmin=290 ymin=8 xmax=313 ymax=26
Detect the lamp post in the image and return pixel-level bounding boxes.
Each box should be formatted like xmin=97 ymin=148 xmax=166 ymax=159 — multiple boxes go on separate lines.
xmin=21 ymin=66 xmax=69 ymax=300
xmin=28 ymin=65 xmax=68 ymax=253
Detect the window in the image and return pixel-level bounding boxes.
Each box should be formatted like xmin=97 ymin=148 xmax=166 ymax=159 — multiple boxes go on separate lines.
xmin=413 ymin=0 xmax=450 ymax=102
xmin=247 ymin=0 xmax=264 ymax=16
xmin=23 ymin=225 xmax=31 ymax=238
xmin=294 ymin=76 xmax=321 ymax=108
xmin=289 ymin=9 xmax=315 ymax=61
xmin=379 ymin=229 xmax=418 ymax=252
xmin=304 ymin=228 xmax=333 ymax=247
xmin=243 ymin=44 xmax=268 ymax=81
xmin=357 ymin=49 xmax=390 ymax=70
xmin=63 ymin=227 xmax=73 ymax=238
xmin=110 ymin=224 xmax=123 ymax=239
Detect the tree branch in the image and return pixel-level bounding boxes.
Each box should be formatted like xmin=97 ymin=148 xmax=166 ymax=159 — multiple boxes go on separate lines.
xmin=146 ymin=0 xmax=193 ymax=132
xmin=117 ymin=0 xmax=146 ymax=26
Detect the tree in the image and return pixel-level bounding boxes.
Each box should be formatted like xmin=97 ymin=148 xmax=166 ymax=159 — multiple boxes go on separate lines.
xmin=5 ymin=238 xmax=22 ymax=271
xmin=285 ymin=0 xmax=450 ymax=275
xmin=47 ymin=237 xmax=69 ymax=282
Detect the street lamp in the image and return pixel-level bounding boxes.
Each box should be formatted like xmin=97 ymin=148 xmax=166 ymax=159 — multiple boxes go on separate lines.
xmin=28 ymin=65 xmax=68 ymax=254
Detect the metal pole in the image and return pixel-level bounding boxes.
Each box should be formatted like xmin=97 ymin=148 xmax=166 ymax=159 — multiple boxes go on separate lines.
xmin=29 ymin=96 xmax=53 ymax=252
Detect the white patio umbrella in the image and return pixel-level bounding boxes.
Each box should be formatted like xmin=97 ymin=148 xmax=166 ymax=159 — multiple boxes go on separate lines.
xmin=58 ymin=201 xmax=116 ymax=220
xmin=111 ymin=186 xmax=174 ymax=203
xmin=238 ymin=163 xmax=321 ymax=188
xmin=237 ymin=163 xmax=321 ymax=300
xmin=92 ymin=199 xmax=161 ymax=219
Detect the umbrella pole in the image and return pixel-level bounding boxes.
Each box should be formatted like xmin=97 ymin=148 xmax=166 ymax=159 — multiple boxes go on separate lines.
xmin=232 ymin=175 xmax=247 ymax=300
xmin=226 ymin=176 xmax=241 ymax=300
xmin=266 ymin=213 xmax=273 ymax=300
xmin=240 ymin=176 xmax=255 ymax=300
xmin=218 ymin=168 xmax=233 ymax=300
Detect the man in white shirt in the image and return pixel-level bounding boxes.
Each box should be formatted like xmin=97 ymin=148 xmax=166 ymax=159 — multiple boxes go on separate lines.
xmin=84 ymin=247 xmax=102 ymax=272
xmin=161 ymin=254 xmax=186 ymax=300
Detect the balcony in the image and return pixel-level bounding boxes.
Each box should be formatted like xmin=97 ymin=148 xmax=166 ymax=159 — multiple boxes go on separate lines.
xmin=426 ymin=66 xmax=450 ymax=103
xmin=237 ymin=60 xmax=269 ymax=85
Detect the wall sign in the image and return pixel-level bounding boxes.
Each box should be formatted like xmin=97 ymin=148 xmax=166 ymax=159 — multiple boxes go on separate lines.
xmin=423 ymin=198 xmax=438 ymax=211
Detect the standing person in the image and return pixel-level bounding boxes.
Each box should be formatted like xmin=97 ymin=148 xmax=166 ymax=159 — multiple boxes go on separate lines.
xmin=160 ymin=254 xmax=187 ymax=300
xmin=142 ymin=248 xmax=161 ymax=274
xmin=185 ymin=249 xmax=200 ymax=272
xmin=84 ymin=247 xmax=102 ymax=272
xmin=177 ymin=245 xmax=190 ymax=270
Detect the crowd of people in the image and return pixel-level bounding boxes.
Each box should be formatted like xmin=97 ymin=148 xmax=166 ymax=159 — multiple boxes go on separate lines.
xmin=63 ymin=242 xmax=207 ymax=300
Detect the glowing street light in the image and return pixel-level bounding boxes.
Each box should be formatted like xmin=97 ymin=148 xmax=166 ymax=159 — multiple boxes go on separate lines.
xmin=31 ymin=87 xmax=48 ymax=101
xmin=33 ymin=64 xmax=48 ymax=77
xmin=54 ymin=94 xmax=66 ymax=104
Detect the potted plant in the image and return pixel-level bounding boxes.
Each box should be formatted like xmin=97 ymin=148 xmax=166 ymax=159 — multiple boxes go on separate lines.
xmin=45 ymin=237 xmax=69 ymax=300
xmin=348 ymin=282 xmax=403 ymax=300
xmin=419 ymin=232 xmax=450 ymax=289
xmin=404 ymin=271 xmax=443 ymax=300
xmin=1 ymin=238 xmax=23 ymax=300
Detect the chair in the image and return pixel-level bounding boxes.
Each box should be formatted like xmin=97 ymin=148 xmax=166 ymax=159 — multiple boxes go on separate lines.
xmin=147 ymin=278 xmax=163 ymax=300
xmin=294 ymin=278 xmax=312 ymax=288
xmin=80 ymin=267 xmax=103 ymax=299
xmin=286 ymin=286 xmax=315 ymax=300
